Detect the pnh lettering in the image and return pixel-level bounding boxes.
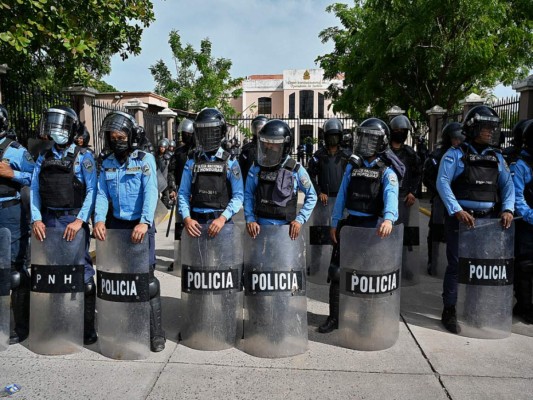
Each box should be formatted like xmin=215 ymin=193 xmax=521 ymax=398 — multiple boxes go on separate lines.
xmin=187 ymin=271 xmax=235 ymax=290
xmin=36 ymin=274 xmax=73 ymax=285
xmin=101 ymin=278 xmax=138 ymax=296
xmin=251 ymin=272 xmax=299 ymax=291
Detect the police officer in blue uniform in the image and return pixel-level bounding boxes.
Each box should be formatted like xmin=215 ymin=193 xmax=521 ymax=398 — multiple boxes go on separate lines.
xmin=30 ymin=105 xmax=98 ymax=345
xmin=437 ymin=105 xmax=514 ymax=334
xmin=93 ymin=111 xmax=165 ymax=352
xmin=239 ymin=115 xmax=268 ymax=186
xmin=510 ymin=119 xmax=533 ymax=324
xmin=0 ymin=105 xmax=35 ymax=344
xmin=178 ymin=108 xmax=244 ymax=238
xmin=244 ymin=119 xmax=317 ymax=239
xmin=318 ymin=118 xmax=400 ymax=333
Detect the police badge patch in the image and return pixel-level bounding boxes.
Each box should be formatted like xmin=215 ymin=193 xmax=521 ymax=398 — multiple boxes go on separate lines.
xmin=388 ymin=173 xmax=398 ymax=186
xmin=24 ymin=151 xmax=34 ymax=163
xmin=300 ymin=174 xmax=311 ymax=189
xmin=142 ymin=164 xmax=151 ymax=176
xmin=231 ymin=165 xmax=241 ymax=180
xmin=83 ymin=159 xmax=94 ymax=172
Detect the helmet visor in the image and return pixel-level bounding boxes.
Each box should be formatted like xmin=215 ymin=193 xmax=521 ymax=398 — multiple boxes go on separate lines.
xmin=251 ymin=120 xmax=267 ymax=137
xmin=257 ymin=136 xmax=285 ymax=167
xmin=354 ymin=127 xmax=384 ymax=157
xmin=325 ymin=133 xmax=341 ymax=147
xmin=195 ymin=124 xmax=223 ymax=152
xmin=474 ymin=117 xmax=501 ymax=146
xmin=40 ymin=109 xmax=76 ymax=141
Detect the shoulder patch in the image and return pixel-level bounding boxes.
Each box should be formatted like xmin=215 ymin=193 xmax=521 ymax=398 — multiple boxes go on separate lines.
xmin=445 ymin=156 xmax=454 ymax=163
xmin=388 ymin=173 xmax=398 ymax=186
xmin=231 ymin=164 xmax=241 ymax=180
xmin=82 ymin=158 xmax=94 ymax=172
xmin=300 ymin=173 xmax=311 ymax=189
xmin=24 ymin=151 xmax=35 ymax=163
xmin=142 ymin=163 xmax=151 ymax=176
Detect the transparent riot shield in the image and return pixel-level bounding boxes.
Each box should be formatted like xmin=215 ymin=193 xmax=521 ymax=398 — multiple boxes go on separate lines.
xmin=430 ymin=197 xmax=447 ymax=278
xmin=173 ymin=214 xmax=184 ymax=278
xmin=241 ymin=225 xmax=307 ymax=358
xmin=96 ymin=229 xmax=150 ymax=360
xmin=306 ymin=200 xmax=335 ymax=285
xmin=29 ymin=228 xmax=86 ymax=355
xmin=339 ymin=224 xmax=403 ymax=351
xmin=457 ymin=219 xmax=514 ymax=339
xmin=398 ymin=199 xmax=420 ymax=285
xmin=153 ymin=199 xmax=168 ymax=228
xmin=181 ymin=224 xmax=243 ymax=350
xmin=0 ymin=228 xmax=10 ymax=351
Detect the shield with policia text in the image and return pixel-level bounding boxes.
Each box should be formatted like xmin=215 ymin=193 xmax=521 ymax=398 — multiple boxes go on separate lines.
xmin=0 ymin=228 xmax=10 ymax=351
xmin=397 ymin=199 xmax=420 ymax=285
xmin=430 ymin=197 xmax=447 ymax=278
xmin=241 ymin=225 xmax=307 ymax=358
xmin=96 ymin=229 xmax=150 ymax=360
xmin=306 ymin=200 xmax=335 ymax=285
xmin=180 ymin=223 xmax=243 ymax=350
xmin=457 ymin=219 xmax=514 ymax=339
xmin=339 ymin=223 xmax=403 ymax=350
xmin=29 ymin=228 xmax=86 ymax=355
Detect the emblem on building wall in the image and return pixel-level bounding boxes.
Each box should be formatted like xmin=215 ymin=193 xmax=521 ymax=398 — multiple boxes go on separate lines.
xmin=303 ymin=70 xmax=310 ymax=80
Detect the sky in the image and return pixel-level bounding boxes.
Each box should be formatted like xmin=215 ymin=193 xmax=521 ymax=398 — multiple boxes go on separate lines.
xmin=103 ymin=0 xmax=519 ymax=99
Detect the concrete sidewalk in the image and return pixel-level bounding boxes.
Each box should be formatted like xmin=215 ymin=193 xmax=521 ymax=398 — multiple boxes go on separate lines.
xmin=1 ymin=208 xmax=533 ymax=400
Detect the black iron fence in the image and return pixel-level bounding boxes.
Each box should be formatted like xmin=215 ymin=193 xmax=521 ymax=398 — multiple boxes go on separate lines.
xmin=489 ymin=95 xmax=520 ymax=147
xmin=91 ymin=100 xmax=131 ymax=156
xmin=143 ymin=110 xmax=166 ymax=147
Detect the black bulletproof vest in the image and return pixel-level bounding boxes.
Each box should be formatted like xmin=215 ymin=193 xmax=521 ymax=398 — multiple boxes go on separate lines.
xmin=392 ymin=145 xmax=416 ymax=194
xmin=255 ymin=159 xmax=299 ymax=221
xmin=239 ymin=140 xmax=256 ymax=184
xmin=317 ymin=151 xmax=345 ymax=195
xmin=39 ymin=146 xmax=86 ymax=209
xmin=451 ymin=149 xmax=500 ymax=203
xmin=173 ymin=145 xmax=192 ymax=187
xmin=0 ymin=138 xmax=22 ymax=198
xmin=345 ymin=162 xmax=386 ymax=216
xmin=191 ymin=153 xmax=231 ymax=210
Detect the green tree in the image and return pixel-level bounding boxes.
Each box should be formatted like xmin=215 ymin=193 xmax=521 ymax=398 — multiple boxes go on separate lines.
xmin=317 ymin=0 xmax=533 ymax=119
xmin=0 ymin=0 xmax=154 ymax=85
xmin=150 ymin=30 xmax=243 ymax=117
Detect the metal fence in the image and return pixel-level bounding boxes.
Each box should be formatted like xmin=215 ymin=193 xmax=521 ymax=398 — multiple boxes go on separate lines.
xmin=91 ymin=100 xmax=131 ymax=156
xmin=489 ymin=95 xmax=520 ymax=147
xmin=143 ymin=110 xmax=166 ymax=147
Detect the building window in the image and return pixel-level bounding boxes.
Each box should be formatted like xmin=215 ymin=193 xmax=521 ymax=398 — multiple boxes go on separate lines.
xmin=318 ymin=93 xmax=324 ymax=118
xmin=258 ymin=97 xmax=272 ymax=115
xmin=289 ymin=93 xmax=295 ymax=118
xmin=300 ymin=90 xmax=314 ymax=118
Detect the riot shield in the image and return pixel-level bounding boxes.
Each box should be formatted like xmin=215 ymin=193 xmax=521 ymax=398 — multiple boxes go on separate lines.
xmin=306 ymin=200 xmax=335 ymax=285
xmin=157 ymin=169 xmax=168 ymax=192
xmin=0 ymin=228 xmax=10 ymax=351
xmin=457 ymin=219 xmax=514 ymax=339
xmin=153 ymin=199 xmax=168 ymax=227
xmin=29 ymin=228 xmax=86 ymax=355
xmin=430 ymin=197 xmax=447 ymax=278
xmin=181 ymin=224 xmax=243 ymax=350
xmin=397 ymin=199 xmax=420 ymax=285
xmin=339 ymin=224 xmax=403 ymax=351
xmin=241 ymin=225 xmax=307 ymax=358
xmin=173 ymin=214 xmax=184 ymax=278
xmin=96 ymin=230 xmax=150 ymax=360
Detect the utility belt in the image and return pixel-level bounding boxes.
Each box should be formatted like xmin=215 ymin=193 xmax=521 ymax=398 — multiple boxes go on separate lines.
xmin=466 ymin=208 xmax=497 ymax=218
xmin=43 ymin=208 xmax=80 ymax=218
xmin=0 ymin=198 xmax=21 ymax=209
xmin=107 ymin=216 xmax=141 ymax=229
xmin=345 ymin=214 xmax=379 ymax=225
xmin=190 ymin=210 xmax=227 ymax=222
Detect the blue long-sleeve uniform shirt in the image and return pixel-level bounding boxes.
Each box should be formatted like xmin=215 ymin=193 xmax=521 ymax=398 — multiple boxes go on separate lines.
xmin=436 ymin=143 xmax=515 ymax=216
xmin=331 ymin=158 xmax=399 ymax=228
xmin=178 ymin=148 xmax=244 ymax=221
xmin=94 ymin=150 xmax=158 ymax=225
xmin=244 ymin=157 xmax=317 ymax=225
xmin=510 ymin=150 xmax=533 ymax=225
xmin=0 ymin=137 xmax=34 ymax=203
xmin=31 ymin=143 xmax=96 ymax=223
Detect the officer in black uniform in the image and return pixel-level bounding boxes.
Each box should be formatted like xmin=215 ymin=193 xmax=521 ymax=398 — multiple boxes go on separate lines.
xmin=308 ymin=118 xmax=351 ymax=206
xmin=239 ymin=115 xmax=268 ymax=186
xmin=168 ymin=139 xmax=176 ymax=156
xmin=0 ymin=105 xmax=35 ymax=344
xmin=136 ymin=127 xmax=155 ymax=155
xmin=156 ymin=138 xmax=172 ymax=208
xmin=503 ymin=120 xmax=529 ymax=165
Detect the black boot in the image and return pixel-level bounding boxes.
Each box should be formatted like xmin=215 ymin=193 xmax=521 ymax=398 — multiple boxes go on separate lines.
xmin=150 ymin=295 xmax=166 ymax=352
xmin=9 ymin=287 xmax=29 ymax=345
xmin=441 ymin=305 xmax=461 ymax=334
xmin=514 ymin=268 xmax=533 ymax=324
xmin=84 ymin=281 xmax=98 ymax=345
xmin=318 ymin=282 xmax=339 ymax=333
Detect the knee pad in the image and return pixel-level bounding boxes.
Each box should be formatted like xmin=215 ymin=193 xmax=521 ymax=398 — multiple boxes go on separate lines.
xmin=327 ymin=264 xmax=340 ymax=284
xmin=149 ymin=276 xmax=160 ymax=299
xmin=10 ymin=271 xmax=20 ymax=290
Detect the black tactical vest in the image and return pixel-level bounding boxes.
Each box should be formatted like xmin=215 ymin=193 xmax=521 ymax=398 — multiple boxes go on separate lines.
xmin=345 ymin=162 xmax=386 ymax=216
xmin=239 ymin=140 xmax=256 ymax=184
xmin=392 ymin=145 xmax=416 ymax=194
xmin=190 ymin=152 xmax=231 ymax=210
xmin=39 ymin=146 xmax=86 ymax=209
xmin=317 ymin=150 xmax=346 ymax=195
xmin=0 ymin=138 xmax=22 ymax=198
xmin=451 ymin=148 xmax=500 ymax=203
xmin=255 ymin=158 xmax=299 ymax=221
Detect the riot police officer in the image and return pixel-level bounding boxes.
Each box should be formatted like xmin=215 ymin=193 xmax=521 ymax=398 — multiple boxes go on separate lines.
xmin=510 ymin=119 xmax=533 ymax=323
xmin=168 ymin=139 xmax=176 ymax=156
xmin=423 ymin=122 xmax=464 ymax=272
xmin=30 ymin=105 xmax=98 ymax=345
xmin=93 ymin=111 xmax=165 ymax=352
xmin=239 ymin=115 xmax=268 ymax=186
xmin=437 ymin=105 xmax=514 ymax=334
xmin=74 ymin=125 xmax=92 ymax=151
xmin=503 ymin=120 xmax=529 ymax=165
xmin=318 ymin=118 xmax=399 ymax=333
xmin=178 ymin=108 xmax=244 ymax=238
xmin=168 ymin=118 xmax=195 ymax=203
xmin=136 ymin=127 xmax=155 ymax=155
xmin=0 ymin=105 xmax=35 ymax=344
xmin=308 ymin=118 xmax=351 ymax=206
xmin=244 ymin=119 xmax=317 ymax=239
xmin=156 ymin=138 xmax=171 ymax=208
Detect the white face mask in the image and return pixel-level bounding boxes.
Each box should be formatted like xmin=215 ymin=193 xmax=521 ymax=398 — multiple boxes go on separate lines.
xmin=50 ymin=129 xmax=69 ymax=145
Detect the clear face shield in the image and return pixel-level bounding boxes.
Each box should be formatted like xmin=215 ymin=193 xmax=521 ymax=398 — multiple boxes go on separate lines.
xmin=257 ymin=136 xmax=285 ymax=167
xmin=354 ymin=127 xmax=384 ymax=158
xmin=40 ymin=108 xmax=76 ymax=145
xmin=473 ymin=116 xmax=501 ymax=146
xmin=251 ymin=120 xmax=267 ymax=137
xmin=324 ymin=132 xmax=341 ymax=147
xmin=195 ymin=121 xmax=223 ymax=152
xmin=100 ymin=113 xmax=135 ymax=149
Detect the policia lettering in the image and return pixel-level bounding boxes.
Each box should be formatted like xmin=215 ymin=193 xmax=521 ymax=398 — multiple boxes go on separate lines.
xmin=182 ymin=265 xmax=241 ymax=292
xmin=458 ymin=258 xmax=514 ymax=286
xmin=343 ymin=269 xmax=400 ymax=297
xmin=245 ymin=270 xmax=304 ymax=295
xmin=97 ymin=271 xmax=150 ymax=302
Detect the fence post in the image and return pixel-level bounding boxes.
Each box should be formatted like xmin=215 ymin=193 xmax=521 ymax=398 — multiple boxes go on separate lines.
xmin=385 ymin=105 xmax=405 ymax=121
xmin=124 ymin=98 xmax=148 ymax=126
xmin=459 ymin=93 xmax=486 ymax=118
xmin=158 ymin=108 xmax=177 ymax=140
xmin=426 ymin=105 xmax=447 ymax=151
xmin=0 ymin=64 xmax=7 ymax=104
xmin=63 ymin=85 xmax=98 ymax=136
xmin=512 ymin=74 xmax=533 ymax=120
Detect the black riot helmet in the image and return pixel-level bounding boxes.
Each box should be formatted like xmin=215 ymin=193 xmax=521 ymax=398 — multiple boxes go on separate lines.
xmin=522 ymin=120 xmax=533 ymax=151
xmin=389 ymin=115 xmax=412 ymax=144
xmin=40 ymin=105 xmax=80 ymax=146
xmin=0 ymin=105 xmax=8 ymax=139
xmin=194 ymin=108 xmax=226 ymax=153
xmin=463 ymin=105 xmax=501 ymax=146
xmin=353 ymin=118 xmax=389 ymax=158
xmin=511 ymin=119 xmax=529 ymax=149
xmin=100 ymin=111 xmax=140 ymax=150
xmin=251 ymin=115 xmax=269 ymax=139
xmin=74 ymin=124 xmax=91 ymax=148
xmin=441 ymin=122 xmax=465 ymax=149
xmin=177 ymin=118 xmax=194 ymax=146
xmin=257 ymin=119 xmax=292 ymax=167
xmin=323 ymin=118 xmax=343 ymax=148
